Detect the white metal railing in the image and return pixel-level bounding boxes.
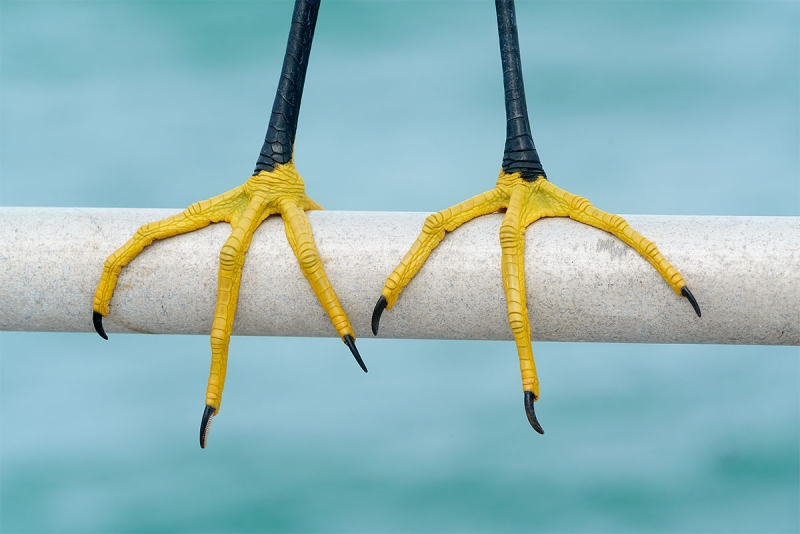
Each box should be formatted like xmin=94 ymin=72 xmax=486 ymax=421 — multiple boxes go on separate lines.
xmin=1 ymin=207 xmax=797 ymax=345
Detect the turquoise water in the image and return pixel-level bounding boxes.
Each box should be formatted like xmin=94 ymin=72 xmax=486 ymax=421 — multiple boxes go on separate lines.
xmin=1 ymin=1 xmax=798 ymax=532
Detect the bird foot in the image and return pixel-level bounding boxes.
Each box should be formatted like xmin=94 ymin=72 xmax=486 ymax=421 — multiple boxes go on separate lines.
xmin=374 ymin=170 xmax=700 ymax=429
xmin=93 ymin=161 xmax=365 ymax=447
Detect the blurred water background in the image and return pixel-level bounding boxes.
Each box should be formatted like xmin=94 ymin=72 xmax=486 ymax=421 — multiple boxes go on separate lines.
xmin=1 ymin=1 xmax=798 ymax=532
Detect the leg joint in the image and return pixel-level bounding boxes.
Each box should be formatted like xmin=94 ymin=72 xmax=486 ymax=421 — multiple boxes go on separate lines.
xmin=568 ymin=194 xmax=591 ymax=212
xmin=499 ymin=223 xmax=520 ymax=248
xmin=508 ymin=313 xmax=528 ymax=335
xmin=295 ymin=243 xmax=320 ymax=272
xmin=187 ymin=202 xmax=203 ymax=216
xmin=219 ymin=244 xmax=238 ymax=268
xmin=422 ymin=212 xmax=446 ymax=234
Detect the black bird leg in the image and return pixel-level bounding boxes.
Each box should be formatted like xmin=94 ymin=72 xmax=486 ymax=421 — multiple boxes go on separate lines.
xmin=93 ymin=0 xmax=367 ymax=448
xmin=373 ymin=0 xmax=700 ymax=434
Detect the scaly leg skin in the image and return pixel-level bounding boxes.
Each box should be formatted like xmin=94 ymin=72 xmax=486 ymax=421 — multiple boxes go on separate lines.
xmin=94 ymin=0 xmax=369 ymax=448
xmin=93 ymin=162 xmax=366 ymax=448
xmin=370 ymin=0 xmax=701 ymax=434
xmin=372 ymin=171 xmax=701 ymax=434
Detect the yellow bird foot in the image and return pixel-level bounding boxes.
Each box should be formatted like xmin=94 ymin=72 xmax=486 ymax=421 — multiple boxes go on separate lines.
xmin=373 ymin=171 xmax=701 ymax=433
xmin=91 ymin=0 xmax=373 ymax=447
xmin=371 ymin=0 xmax=702 ymax=433
xmin=92 ymin=162 xmax=366 ymax=448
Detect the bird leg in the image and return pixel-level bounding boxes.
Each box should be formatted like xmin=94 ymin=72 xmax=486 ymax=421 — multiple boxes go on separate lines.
xmin=93 ymin=0 xmax=367 ymax=448
xmin=372 ymin=0 xmax=700 ymax=433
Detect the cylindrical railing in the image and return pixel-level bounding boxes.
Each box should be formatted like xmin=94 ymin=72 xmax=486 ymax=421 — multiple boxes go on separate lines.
xmin=0 ymin=207 xmax=797 ymax=345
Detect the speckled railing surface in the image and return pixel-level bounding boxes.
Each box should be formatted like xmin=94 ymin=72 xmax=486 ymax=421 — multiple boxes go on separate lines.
xmin=1 ymin=208 xmax=797 ymax=345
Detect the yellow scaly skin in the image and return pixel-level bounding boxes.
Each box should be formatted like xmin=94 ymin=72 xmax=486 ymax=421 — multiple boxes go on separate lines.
xmin=93 ymin=162 xmax=357 ymax=425
xmin=378 ymin=171 xmax=690 ymax=419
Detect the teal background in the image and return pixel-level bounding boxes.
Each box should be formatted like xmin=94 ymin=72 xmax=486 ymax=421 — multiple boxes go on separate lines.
xmin=1 ymin=1 xmax=799 ymax=532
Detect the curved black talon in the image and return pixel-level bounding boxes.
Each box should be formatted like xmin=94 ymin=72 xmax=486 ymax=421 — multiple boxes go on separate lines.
xmin=681 ymin=286 xmax=701 ymax=317
xmin=200 ymin=405 xmax=216 ymax=449
xmin=524 ymin=391 xmax=545 ymax=435
xmin=371 ymin=296 xmax=387 ymax=336
xmin=343 ymin=335 xmax=368 ymax=373
xmin=93 ymin=311 xmax=108 ymax=340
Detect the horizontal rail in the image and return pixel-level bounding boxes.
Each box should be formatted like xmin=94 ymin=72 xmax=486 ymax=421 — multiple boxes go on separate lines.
xmin=0 ymin=207 xmax=797 ymax=345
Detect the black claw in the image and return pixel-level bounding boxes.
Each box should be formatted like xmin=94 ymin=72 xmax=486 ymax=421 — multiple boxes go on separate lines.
xmin=200 ymin=405 xmax=216 ymax=449
xmin=343 ymin=335 xmax=368 ymax=373
xmin=372 ymin=296 xmax=387 ymax=336
xmin=524 ymin=391 xmax=545 ymax=435
xmin=681 ymin=286 xmax=701 ymax=317
xmin=93 ymin=311 xmax=108 ymax=340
